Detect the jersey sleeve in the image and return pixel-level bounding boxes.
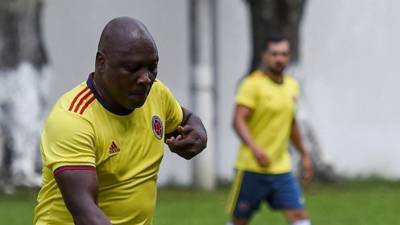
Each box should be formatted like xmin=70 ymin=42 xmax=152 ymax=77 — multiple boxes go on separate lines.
xmin=158 ymin=82 xmax=183 ymax=134
xmin=293 ymin=78 xmax=300 ymax=97
xmin=41 ymin=109 xmax=96 ymax=173
xmin=290 ymin=78 xmax=300 ymax=113
xmin=235 ymin=78 xmax=258 ymax=109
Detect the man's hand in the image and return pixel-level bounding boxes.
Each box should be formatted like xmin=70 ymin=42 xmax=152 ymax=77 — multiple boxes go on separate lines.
xmin=166 ymin=125 xmax=207 ymax=160
xmin=301 ymin=153 xmax=313 ymax=184
xmin=251 ymin=146 xmax=270 ymax=167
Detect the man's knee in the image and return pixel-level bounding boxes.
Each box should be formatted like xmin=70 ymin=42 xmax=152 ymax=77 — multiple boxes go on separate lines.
xmin=229 ymin=217 xmax=249 ymax=225
xmin=284 ymin=209 xmax=309 ymax=223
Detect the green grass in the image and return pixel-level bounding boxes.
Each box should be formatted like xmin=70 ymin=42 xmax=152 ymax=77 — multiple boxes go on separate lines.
xmin=1 ymin=179 xmax=400 ymax=225
xmin=155 ymin=179 xmax=400 ymax=225
xmin=0 ymin=188 xmax=37 ymax=225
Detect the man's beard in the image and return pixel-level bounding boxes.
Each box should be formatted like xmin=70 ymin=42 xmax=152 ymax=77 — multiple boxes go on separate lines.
xmin=269 ymin=65 xmax=285 ymax=75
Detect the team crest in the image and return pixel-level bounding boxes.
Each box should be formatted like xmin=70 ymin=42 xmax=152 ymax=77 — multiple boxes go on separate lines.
xmin=152 ymin=115 xmax=163 ymax=140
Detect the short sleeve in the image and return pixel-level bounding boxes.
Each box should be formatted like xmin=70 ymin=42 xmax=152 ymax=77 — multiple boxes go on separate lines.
xmin=235 ymin=78 xmax=258 ymax=109
xmin=289 ymin=77 xmax=300 ymax=113
xmin=158 ymin=82 xmax=183 ymax=134
xmin=41 ymin=110 xmax=96 ymax=172
xmin=293 ymin=79 xmax=300 ymax=97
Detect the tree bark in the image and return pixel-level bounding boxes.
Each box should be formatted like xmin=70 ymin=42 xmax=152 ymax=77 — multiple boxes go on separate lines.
xmin=245 ymin=0 xmax=307 ymax=73
xmin=0 ymin=0 xmax=47 ymax=70
xmin=0 ymin=0 xmax=48 ymax=190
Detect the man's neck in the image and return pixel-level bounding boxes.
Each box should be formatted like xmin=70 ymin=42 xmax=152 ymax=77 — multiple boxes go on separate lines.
xmin=92 ymin=72 xmax=134 ymax=114
xmin=263 ymin=68 xmax=284 ymax=84
xmin=92 ymin=73 xmax=110 ymax=102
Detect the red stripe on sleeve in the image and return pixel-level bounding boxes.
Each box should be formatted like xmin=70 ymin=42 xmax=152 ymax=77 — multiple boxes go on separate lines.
xmin=73 ymin=92 xmax=93 ymax=113
xmin=68 ymin=87 xmax=89 ymax=111
xmin=53 ymin=165 xmax=96 ymax=176
xmin=79 ymin=95 xmax=96 ymax=114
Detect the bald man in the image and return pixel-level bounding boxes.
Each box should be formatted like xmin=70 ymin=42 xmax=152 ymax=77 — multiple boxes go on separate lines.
xmin=34 ymin=17 xmax=207 ymax=225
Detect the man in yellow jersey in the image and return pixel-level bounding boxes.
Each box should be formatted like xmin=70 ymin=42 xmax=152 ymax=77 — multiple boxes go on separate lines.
xmin=226 ymin=35 xmax=313 ymax=225
xmin=34 ymin=17 xmax=207 ymax=225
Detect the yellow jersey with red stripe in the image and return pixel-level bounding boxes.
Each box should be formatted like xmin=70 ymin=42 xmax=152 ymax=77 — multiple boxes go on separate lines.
xmin=234 ymin=70 xmax=299 ymax=174
xmin=34 ymin=74 xmax=183 ymax=225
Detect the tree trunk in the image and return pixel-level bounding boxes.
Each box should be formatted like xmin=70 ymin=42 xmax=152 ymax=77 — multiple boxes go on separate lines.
xmin=245 ymin=0 xmax=339 ymax=182
xmin=246 ymin=0 xmax=306 ymax=73
xmin=0 ymin=0 xmax=47 ymax=69
xmin=0 ymin=0 xmax=49 ymax=191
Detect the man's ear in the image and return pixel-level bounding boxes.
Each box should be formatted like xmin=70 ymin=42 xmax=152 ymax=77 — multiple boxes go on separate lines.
xmin=260 ymin=49 xmax=267 ymax=61
xmin=95 ymin=51 xmax=106 ymax=73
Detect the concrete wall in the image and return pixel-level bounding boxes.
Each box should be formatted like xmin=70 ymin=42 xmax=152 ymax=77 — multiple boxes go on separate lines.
xmin=43 ymin=0 xmax=400 ymax=184
xmin=298 ymin=0 xmax=400 ymax=177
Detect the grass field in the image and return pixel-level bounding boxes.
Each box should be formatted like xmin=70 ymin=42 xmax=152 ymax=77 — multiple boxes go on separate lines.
xmin=0 ymin=179 xmax=399 ymax=225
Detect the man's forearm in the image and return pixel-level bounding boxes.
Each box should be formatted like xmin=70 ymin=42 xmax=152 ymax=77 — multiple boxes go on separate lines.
xmin=290 ymin=118 xmax=308 ymax=156
xmin=72 ymin=205 xmax=112 ymax=225
xmin=55 ymin=170 xmax=112 ymax=225
xmin=234 ymin=118 xmax=259 ymax=152
xmin=185 ymin=112 xmax=207 ymax=146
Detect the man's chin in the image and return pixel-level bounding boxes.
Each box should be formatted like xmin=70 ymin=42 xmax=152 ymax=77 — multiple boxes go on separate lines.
xmin=271 ymin=68 xmax=285 ymax=75
xmin=135 ymin=101 xmax=146 ymax=108
xmin=126 ymin=94 xmax=148 ymax=108
xmin=126 ymin=99 xmax=147 ymax=109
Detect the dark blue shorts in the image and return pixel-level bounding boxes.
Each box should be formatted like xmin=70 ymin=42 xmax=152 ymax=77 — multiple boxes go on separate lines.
xmin=227 ymin=170 xmax=305 ymax=219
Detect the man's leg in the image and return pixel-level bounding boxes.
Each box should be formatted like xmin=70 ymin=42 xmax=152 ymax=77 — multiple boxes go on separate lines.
xmin=283 ymin=209 xmax=311 ymax=225
xmin=268 ymin=173 xmax=311 ymax=225
xmin=226 ymin=170 xmax=267 ymax=225
xmin=228 ymin=217 xmax=249 ymax=225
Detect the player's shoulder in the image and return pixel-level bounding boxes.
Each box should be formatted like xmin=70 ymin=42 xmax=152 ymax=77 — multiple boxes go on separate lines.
xmin=240 ymin=70 xmax=265 ymax=86
xmin=284 ymin=74 xmax=298 ymax=83
xmin=47 ymin=82 xmax=96 ymax=125
xmin=284 ymin=75 xmax=299 ymax=87
xmin=151 ymin=79 xmax=168 ymax=92
xmin=55 ymin=82 xmax=96 ymax=116
xmin=44 ymin=101 xmax=94 ymax=138
xmin=149 ymin=79 xmax=174 ymax=99
xmin=245 ymin=70 xmax=265 ymax=81
xmin=43 ymin=100 xmax=95 ymax=155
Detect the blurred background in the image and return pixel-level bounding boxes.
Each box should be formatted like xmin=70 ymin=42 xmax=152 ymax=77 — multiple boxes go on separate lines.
xmin=0 ymin=0 xmax=399 ymax=224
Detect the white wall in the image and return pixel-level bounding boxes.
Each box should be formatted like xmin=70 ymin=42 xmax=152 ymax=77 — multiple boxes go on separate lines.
xmin=43 ymin=0 xmax=400 ymax=183
xmin=216 ymin=0 xmax=250 ymax=179
xmin=297 ymin=0 xmax=400 ymax=177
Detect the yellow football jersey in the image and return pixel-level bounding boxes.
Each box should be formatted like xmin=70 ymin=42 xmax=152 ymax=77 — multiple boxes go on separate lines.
xmin=34 ymin=74 xmax=183 ymax=225
xmin=234 ymin=70 xmax=299 ymax=174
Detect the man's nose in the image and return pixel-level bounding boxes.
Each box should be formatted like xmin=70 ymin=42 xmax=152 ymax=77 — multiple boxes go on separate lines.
xmin=276 ymin=56 xmax=286 ymax=63
xmin=137 ymin=71 xmax=152 ymax=85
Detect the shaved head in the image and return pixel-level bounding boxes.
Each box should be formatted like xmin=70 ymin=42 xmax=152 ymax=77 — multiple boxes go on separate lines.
xmin=94 ymin=17 xmax=159 ymax=111
xmin=98 ymin=17 xmax=157 ymax=54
